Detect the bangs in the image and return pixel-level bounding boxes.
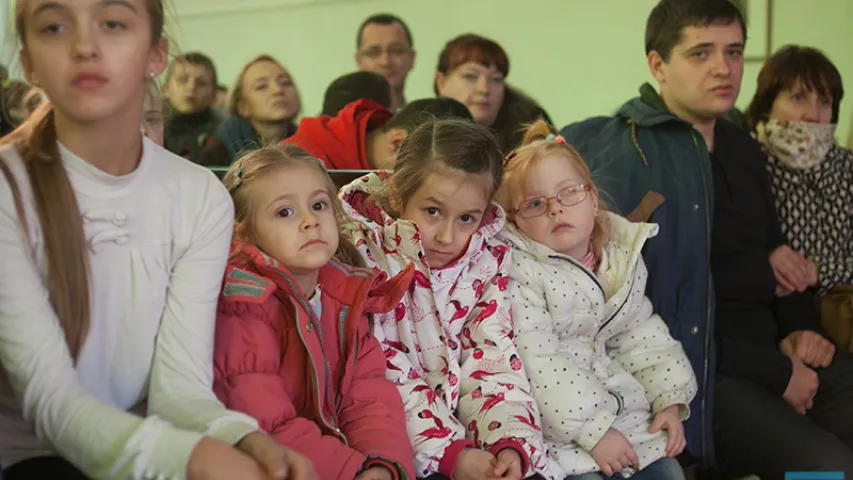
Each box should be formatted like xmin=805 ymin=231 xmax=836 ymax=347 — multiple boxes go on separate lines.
xmin=782 ymin=57 xmax=842 ymax=103
xmin=440 ymin=34 xmax=510 ymax=77
xmin=747 ymin=46 xmax=844 ymax=128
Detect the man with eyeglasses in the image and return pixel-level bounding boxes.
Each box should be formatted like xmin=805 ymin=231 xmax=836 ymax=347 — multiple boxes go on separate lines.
xmin=354 ymin=13 xmax=415 ymax=112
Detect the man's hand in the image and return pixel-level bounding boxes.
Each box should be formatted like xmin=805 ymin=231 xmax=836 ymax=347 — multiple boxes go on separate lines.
xmin=782 ymin=356 xmax=819 ymax=415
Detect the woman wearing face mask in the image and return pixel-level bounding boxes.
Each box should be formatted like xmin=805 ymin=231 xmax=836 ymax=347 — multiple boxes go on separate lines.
xmin=434 ymin=34 xmax=550 ymax=155
xmin=746 ymin=45 xmax=852 ymax=299
xmin=198 ymin=55 xmax=301 ymax=167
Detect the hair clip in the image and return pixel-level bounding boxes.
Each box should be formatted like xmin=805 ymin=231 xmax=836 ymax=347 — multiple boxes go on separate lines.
xmin=503 ymin=150 xmax=517 ymax=167
xmin=546 ymin=133 xmax=567 ymax=144
xmin=229 ymin=167 xmax=243 ymax=192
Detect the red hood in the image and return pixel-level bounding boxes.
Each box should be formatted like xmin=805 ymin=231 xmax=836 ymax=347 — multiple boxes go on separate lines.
xmin=284 ymin=99 xmax=393 ymax=169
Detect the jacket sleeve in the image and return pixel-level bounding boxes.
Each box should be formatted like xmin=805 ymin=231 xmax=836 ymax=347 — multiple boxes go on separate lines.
xmin=338 ymin=318 xmax=415 ymax=480
xmin=376 ymin=318 xmax=470 ymax=478
xmin=605 ymin=259 xmax=698 ymax=417
xmin=508 ymin=259 xmax=616 ymax=454
xmin=457 ymin=253 xmax=550 ymax=475
xmin=715 ymin=338 xmax=793 ymax=397
xmin=213 ymin=303 xmax=365 ymax=480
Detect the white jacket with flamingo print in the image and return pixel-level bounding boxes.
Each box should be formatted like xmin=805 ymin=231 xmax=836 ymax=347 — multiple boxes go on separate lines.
xmin=497 ymin=213 xmax=697 ymax=478
xmin=340 ymin=172 xmax=562 ymax=480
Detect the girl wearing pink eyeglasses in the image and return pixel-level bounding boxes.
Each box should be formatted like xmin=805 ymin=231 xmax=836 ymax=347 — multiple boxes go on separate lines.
xmin=495 ymin=120 xmax=698 ymax=480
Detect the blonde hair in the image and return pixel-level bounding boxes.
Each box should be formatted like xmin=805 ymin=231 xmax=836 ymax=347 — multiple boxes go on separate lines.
xmin=223 ymin=144 xmax=363 ymax=267
xmin=227 ymin=55 xmax=299 ymax=119
xmin=495 ymin=119 xmax=610 ymax=257
xmin=0 ymin=0 xmax=166 ymax=362
xmin=371 ymin=118 xmax=503 ymax=217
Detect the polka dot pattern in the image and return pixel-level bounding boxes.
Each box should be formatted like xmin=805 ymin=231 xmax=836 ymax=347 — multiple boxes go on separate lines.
xmin=497 ymin=215 xmax=699 ymax=476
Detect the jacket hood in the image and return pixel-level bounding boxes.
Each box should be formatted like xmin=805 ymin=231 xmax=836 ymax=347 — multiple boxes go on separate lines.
xmin=339 ymin=171 xmax=506 ymax=270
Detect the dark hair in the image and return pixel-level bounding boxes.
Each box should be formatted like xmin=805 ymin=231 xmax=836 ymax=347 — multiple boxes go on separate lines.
xmin=645 ymin=0 xmax=746 ymax=62
xmin=165 ymin=52 xmax=218 ymax=89
xmin=492 ymin=85 xmax=551 ymax=155
xmin=217 ymin=84 xmax=228 ymax=93
xmin=373 ymin=119 xmax=503 ymax=215
xmin=356 ymin=14 xmax=413 ymax=49
xmin=746 ymin=45 xmax=844 ymax=130
xmin=322 ymin=71 xmax=391 ymax=116
xmin=0 ymin=0 xmax=166 ymax=361
xmin=384 ymin=98 xmax=473 ymax=133
xmin=434 ymin=34 xmax=509 ymax=96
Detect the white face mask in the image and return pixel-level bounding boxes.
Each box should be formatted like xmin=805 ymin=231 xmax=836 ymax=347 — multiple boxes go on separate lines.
xmin=758 ymin=120 xmax=837 ymax=169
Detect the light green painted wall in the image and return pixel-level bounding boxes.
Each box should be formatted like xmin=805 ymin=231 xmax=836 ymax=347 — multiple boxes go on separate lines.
xmin=172 ymin=0 xmax=853 ymax=145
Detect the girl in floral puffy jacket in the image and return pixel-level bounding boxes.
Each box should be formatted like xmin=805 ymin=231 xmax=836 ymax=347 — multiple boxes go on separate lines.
xmin=495 ymin=120 xmax=698 ymax=480
xmin=213 ymin=144 xmax=416 ymax=480
xmin=340 ymin=119 xmax=559 ymax=480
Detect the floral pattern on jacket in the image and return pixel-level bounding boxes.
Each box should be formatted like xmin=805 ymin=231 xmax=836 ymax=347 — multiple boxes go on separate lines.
xmin=497 ymin=213 xmax=697 ymax=478
xmin=340 ymin=172 xmax=560 ymax=479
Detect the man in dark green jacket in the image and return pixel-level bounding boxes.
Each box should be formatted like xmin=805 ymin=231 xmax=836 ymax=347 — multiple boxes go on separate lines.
xmin=562 ymin=0 xmax=853 ymax=477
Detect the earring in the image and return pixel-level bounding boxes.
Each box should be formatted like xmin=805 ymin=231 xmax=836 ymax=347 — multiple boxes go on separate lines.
xmin=148 ymin=72 xmax=156 ymax=78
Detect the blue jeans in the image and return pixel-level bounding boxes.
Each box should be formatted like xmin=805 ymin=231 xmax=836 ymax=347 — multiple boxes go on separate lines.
xmin=564 ymin=457 xmax=685 ymax=480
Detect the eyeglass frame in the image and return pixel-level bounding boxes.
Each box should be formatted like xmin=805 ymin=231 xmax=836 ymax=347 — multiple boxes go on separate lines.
xmin=357 ymin=45 xmax=414 ymax=60
xmin=510 ymin=184 xmax=592 ymax=219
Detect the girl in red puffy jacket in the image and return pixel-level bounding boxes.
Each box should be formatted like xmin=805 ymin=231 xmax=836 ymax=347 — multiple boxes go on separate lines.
xmin=213 ymin=144 xmax=415 ymax=480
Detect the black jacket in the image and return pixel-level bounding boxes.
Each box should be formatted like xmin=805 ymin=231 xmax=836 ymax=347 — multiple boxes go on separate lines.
xmin=711 ymin=120 xmax=825 ymax=396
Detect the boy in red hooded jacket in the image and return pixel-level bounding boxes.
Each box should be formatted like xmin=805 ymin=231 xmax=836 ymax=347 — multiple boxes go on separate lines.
xmin=285 ymin=97 xmax=472 ymax=171
xmin=213 ymin=143 xmax=415 ymax=480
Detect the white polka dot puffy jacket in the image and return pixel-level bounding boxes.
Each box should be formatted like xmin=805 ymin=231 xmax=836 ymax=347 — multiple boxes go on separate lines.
xmin=498 ymin=213 xmax=698 ymax=478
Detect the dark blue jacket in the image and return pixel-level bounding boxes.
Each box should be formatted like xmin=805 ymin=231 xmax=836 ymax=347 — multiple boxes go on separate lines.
xmin=561 ymin=84 xmax=716 ymax=467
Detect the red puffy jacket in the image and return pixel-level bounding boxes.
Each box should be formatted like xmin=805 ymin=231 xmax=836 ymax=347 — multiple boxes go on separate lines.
xmin=213 ymin=243 xmax=415 ymax=479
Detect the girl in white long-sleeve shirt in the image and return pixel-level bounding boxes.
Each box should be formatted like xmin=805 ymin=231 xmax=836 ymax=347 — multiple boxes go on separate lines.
xmin=0 ymin=1 xmax=312 ymax=479
xmin=495 ymin=121 xmax=697 ymax=480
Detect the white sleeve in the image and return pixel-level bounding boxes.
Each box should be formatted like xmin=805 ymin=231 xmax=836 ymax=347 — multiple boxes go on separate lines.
xmin=0 ymin=161 xmax=202 ymax=479
xmin=147 ymin=173 xmax=259 ymax=445
xmin=509 ymin=261 xmax=617 ymax=453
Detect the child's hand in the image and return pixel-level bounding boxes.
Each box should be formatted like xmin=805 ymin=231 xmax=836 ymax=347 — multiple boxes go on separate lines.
xmin=355 ymin=466 xmax=394 ymax=480
xmin=454 ymin=448 xmax=498 ymax=480
xmin=491 ymin=448 xmax=523 ymax=480
xmin=590 ymin=428 xmax=639 ymax=477
xmin=236 ymin=432 xmax=316 ymax=480
xmin=649 ymin=405 xmax=686 ymax=458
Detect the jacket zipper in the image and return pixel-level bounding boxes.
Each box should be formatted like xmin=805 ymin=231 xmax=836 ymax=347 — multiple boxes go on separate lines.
xmin=291 ymin=300 xmax=348 ymax=444
xmin=691 ymin=133 xmax=713 ymax=463
xmin=548 ymin=255 xmax=636 ymax=337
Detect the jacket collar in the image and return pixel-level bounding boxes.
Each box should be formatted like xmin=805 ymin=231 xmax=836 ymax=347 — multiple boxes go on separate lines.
xmin=616 ymin=83 xmax=692 ymax=129
xmin=228 ymin=241 xmax=412 ymax=315
xmin=340 ymin=171 xmax=506 ymax=272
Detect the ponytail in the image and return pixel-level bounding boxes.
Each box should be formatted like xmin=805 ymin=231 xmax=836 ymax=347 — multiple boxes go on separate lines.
xmin=0 ymin=103 xmax=91 ymax=361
